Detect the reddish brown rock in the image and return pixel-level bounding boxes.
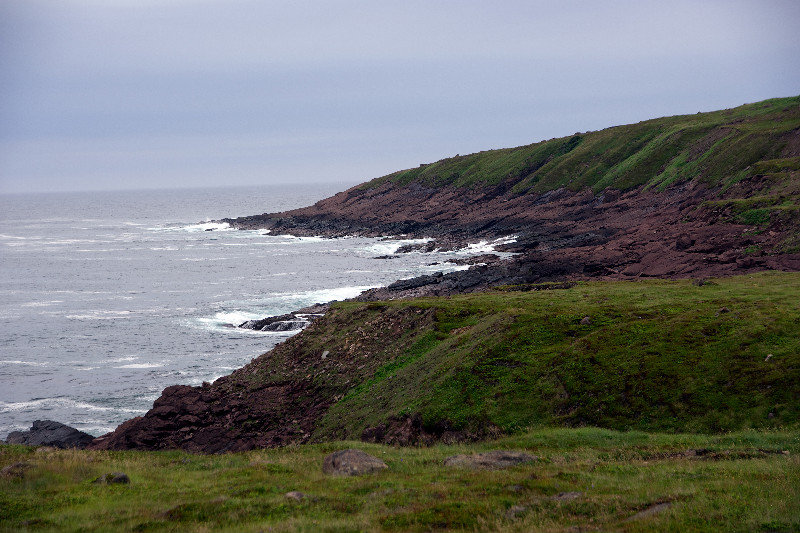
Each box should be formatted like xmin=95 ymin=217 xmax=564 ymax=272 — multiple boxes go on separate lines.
xmin=224 ymin=178 xmax=800 ymax=292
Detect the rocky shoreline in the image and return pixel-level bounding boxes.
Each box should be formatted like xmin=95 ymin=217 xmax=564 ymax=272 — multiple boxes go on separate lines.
xmin=7 ymin=177 xmax=800 ymax=452
xmin=223 ymin=182 xmax=800 ymax=293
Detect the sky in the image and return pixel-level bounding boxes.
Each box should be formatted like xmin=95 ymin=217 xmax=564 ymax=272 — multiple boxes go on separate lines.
xmin=1 ymin=1 xmax=799 ymax=194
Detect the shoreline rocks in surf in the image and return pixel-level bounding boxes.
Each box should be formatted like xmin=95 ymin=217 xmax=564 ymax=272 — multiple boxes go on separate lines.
xmin=237 ymin=303 xmax=329 ymax=332
xmin=4 ymin=420 xmax=95 ymax=449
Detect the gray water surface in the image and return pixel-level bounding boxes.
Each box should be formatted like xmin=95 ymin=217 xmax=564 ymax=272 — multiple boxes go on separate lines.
xmin=0 ymin=184 xmax=494 ymax=437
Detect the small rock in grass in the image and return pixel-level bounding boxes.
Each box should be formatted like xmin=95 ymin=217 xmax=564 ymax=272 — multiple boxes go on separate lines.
xmin=1 ymin=462 xmax=32 ymax=479
xmin=505 ymin=505 xmax=527 ymax=519
xmin=719 ymin=307 xmax=730 ymax=314
xmin=443 ymin=450 xmax=537 ymax=469
xmin=322 ymin=449 xmax=388 ymax=476
xmin=580 ymin=316 xmax=591 ymax=325
xmin=285 ymin=491 xmax=305 ymax=501
xmin=552 ymin=491 xmax=582 ymax=501
xmin=626 ymin=501 xmax=672 ymax=521
xmin=93 ymin=472 xmax=130 ymax=485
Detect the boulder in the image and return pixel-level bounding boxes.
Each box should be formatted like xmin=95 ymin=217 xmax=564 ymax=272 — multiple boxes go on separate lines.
xmin=443 ymin=450 xmax=537 ymax=469
xmin=5 ymin=420 xmax=95 ymax=449
xmin=285 ymin=491 xmax=305 ymax=501
xmin=322 ymin=449 xmax=388 ymax=476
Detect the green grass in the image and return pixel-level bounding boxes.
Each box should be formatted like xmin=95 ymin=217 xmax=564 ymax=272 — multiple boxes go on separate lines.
xmin=2 ymin=428 xmax=798 ymax=532
xmin=309 ymin=272 xmax=800 ymax=440
xmin=359 ymin=96 xmax=800 ymax=196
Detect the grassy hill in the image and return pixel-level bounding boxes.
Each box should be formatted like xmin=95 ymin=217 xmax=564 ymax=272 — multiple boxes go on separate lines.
xmin=307 ymin=272 xmax=800 ymax=440
xmin=365 ymin=95 xmax=800 ymax=195
xmin=243 ymin=96 xmax=799 ymax=257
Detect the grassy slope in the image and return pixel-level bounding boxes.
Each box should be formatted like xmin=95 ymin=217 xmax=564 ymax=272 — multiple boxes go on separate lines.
xmin=362 ymin=96 xmax=799 ymax=195
xmin=308 ymin=272 xmax=800 ymax=440
xmin=2 ymin=429 xmax=798 ymax=532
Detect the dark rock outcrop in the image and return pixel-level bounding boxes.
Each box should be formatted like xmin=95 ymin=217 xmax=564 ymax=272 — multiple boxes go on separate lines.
xmin=238 ymin=304 xmax=329 ymax=332
xmin=5 ymin=420 xmax=95 ymax=449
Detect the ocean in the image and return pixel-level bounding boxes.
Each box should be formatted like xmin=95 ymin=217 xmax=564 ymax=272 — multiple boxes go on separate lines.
xmin=0 ymin=184 xmax=501 ymax=439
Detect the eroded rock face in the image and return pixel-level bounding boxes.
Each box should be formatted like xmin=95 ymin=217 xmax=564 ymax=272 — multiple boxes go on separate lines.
xmin=91 ymin=306 xmax=438 ymax=453
xmin=322 ymin=449 xmax=388 ymax=476
xmin=361 ymin=414 xmax=503 ymax=446
xmin=5 ymin=420 xmax=95 ymax=449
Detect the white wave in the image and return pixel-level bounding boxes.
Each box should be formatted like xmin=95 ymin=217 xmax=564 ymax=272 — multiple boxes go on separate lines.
xmin=185 ymin=374 xmax=230 ymax=386
xmin=365 ymin=237 xmax=433 ymax=256
xmin=0 ymin=397 xmax=142 ymax=414
xmin=115 ymin=363 xmax=164 ymax=369
xmin=64 ymin=310 xmax=132 ymax=320
xmin=191 ymin=285 xmax=374 ymax=336
xmin=183 ymin=221 xmax=233 ymax=232
xmin=271 ymin=234 xmax=327 ymax=242
xmin=0 ymin=360 xmax=49 ymax=367
xmin=78 ymin=425 xmax=118 ymax=435
xmin=449 ymin=235 xmax=519 ymax=257
xmin=288 ymin=285 xmax=376 ymax=303
xmin=105 ymin=355 xmax=138 ymax=363
xmin=0 ymin=233 xmax=38 ymax=240
xmin=41 ymin=239 xmax=102 ymax=246
xmin=20 ymin=300 xmax=63 ymax=308
xmin=205 ymin=310 xmax=260 ymax=326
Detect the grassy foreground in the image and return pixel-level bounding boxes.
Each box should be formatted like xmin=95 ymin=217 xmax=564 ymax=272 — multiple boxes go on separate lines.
xmin=2 ymin=428 xmax=798 ymax=532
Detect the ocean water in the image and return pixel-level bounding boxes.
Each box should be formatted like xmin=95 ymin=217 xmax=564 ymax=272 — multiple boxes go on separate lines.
xmin=0 ymin=184 xmax=506 ymax=438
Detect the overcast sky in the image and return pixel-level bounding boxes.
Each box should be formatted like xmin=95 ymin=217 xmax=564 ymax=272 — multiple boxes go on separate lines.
xmin=1 ymin=1 xmax=798 ymax=193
